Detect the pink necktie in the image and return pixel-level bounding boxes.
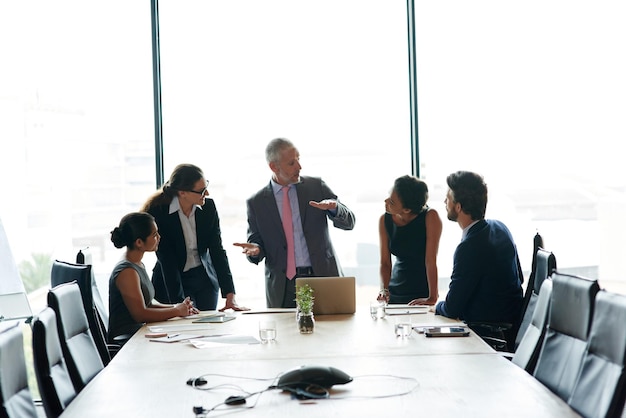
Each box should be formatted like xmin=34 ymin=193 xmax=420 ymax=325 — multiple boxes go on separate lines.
xmin=282 ymin=186 xmax=296 ymax=280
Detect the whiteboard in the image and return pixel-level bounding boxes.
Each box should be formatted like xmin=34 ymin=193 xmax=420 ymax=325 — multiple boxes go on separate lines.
xmin=0 ymin=216 xmax=25 ymax=295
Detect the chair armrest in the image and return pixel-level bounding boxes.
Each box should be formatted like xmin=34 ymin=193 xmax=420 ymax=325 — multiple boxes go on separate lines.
xmin=112 ymin=334 xmax=132 ymax=345
xmin=466 ymin=322 xmax=514 ymax=352
xmin=465 ymin=322 xmax=512 ymax=332
xmin=106 ymin=334 xmax=132 ymax=360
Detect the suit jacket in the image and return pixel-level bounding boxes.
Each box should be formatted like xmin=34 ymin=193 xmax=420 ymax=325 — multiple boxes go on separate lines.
xmin=148 ymin=198 xmax=235 ymax=304
xmin=436 ymin=219 xmax=523 ymax=326
xmin=246 ymin=176 xmax=355 ymax=307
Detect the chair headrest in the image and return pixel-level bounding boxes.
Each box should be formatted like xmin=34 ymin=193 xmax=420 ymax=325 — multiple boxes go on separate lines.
xmin=550 ymin=271 xmax=600 ymax=340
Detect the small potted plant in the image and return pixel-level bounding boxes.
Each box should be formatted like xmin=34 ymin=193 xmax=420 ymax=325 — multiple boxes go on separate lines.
xmin=295 ymin=283 xmax=315 ymax=334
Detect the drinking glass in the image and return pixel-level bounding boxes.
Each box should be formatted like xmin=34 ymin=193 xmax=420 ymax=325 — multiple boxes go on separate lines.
xmin=370 ymin=301 xmax=386 ymax=320
xmin=394 ymin=316 xmax=412 ymax=338
xmin=258 ymin=320 xmax=277 ymax=343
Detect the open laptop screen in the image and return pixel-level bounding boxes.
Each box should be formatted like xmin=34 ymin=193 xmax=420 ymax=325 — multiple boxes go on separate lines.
xmin=295 ymin=276 xmax=356 ymax=315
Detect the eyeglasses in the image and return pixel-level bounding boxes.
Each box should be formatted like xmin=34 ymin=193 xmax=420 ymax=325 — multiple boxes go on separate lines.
xmin=187 ymin=180 xmax=209 ymax=195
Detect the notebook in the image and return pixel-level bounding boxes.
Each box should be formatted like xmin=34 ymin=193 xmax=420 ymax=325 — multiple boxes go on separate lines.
xmin=295 ymin=276 xmax=356 ymax=315
xmin=0 ymin=292 xmax=33 ymax=321
xmin=385 ymin=304 xmax=429 ymax=315
xmin=192 ymin=315 xmax=236 ymax=323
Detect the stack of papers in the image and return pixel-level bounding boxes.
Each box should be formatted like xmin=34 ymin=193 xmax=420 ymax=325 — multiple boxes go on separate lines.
xmin=150 ymin=333 xmax=209 ymax=343
xmin=241 ymin=308 xmax=296 ymax=314
xmin=189 ymin=334 xmax=260 ymax=348
xmin=384 ymin=304 xmax=429 ymax=315
xmin=148 ymin=333 xmax=260 ymax=346
xmin=192 ymin=314 xmax=236 ymax=323
xmin=147 ymin=323 xmax=215 ymax=333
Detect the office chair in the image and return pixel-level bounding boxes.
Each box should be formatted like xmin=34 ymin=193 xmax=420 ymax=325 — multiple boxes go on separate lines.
xmin=515 ymin=247 xmax=556 ymax=351
xmin=511 ymin=278 xmax=552 ymax=374
xmin=47 ymin=282 xmax=104 ymax=393
xmin=75 ymin=249 xmax=110 ymax=338
xmin=568 ymin=290 xmax=626 ymax=418
xmin=31 ymin=307 xmax=77 ymax=418
xmin=0 ymin=323 xmax=38 ymax=418
xmin=77 ymin=253 xmax=133 ymax=349
xmin=50 ymin=259 xmax=123 ymax=365
xmin=519 ymin=232 xmax=544 ymax=318
xmin=533 ymin=271 xmax=600 ymax=402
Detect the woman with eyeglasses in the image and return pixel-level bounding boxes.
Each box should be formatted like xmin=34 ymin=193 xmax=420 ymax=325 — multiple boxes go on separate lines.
xmin=141 ymin=163 xmax=247 ymax=311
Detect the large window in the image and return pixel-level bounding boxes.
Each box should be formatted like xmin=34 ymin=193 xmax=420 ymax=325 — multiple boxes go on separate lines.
xmin=0 ymin=1 xmax=155 ymax=295
xmin=0 ymin=0 xmax=154 ymax=395
xmin=415 ymin=1 xmax=626 ymax=292
xmin=2 ymin=1 xmax=625 ymax=316
xmin=157 ymin=0 xmax=412 ymax=306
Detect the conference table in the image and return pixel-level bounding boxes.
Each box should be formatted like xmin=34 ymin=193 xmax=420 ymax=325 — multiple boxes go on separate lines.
xmin=60 ymin=306 xmax=581 ymax=417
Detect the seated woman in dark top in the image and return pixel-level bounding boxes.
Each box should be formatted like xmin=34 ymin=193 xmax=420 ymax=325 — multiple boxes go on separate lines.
xmin=377 ymin=175 xmax=443 ymax=305
xmin=108 ymin=212 xmax=198 ymax=341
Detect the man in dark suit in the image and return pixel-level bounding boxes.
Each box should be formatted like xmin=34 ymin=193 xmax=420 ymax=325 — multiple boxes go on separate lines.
xmin=234 ymin=138 xmax=356 ymax=308
xmin=435 ymin=171 xmax=523 ymax=348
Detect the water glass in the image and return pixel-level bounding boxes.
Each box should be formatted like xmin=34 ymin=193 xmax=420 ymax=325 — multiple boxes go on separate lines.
xmin=370 ymin=301 xmax=386 ymax=319
xmin=394 ymin=316 xmax=412 ymax=338
xmin=258 ymin=320 xmax=277 ymax=343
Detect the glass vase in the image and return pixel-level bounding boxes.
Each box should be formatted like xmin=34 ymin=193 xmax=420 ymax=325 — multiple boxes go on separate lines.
xmin=297 ymin=311 xmax=315 ymax=334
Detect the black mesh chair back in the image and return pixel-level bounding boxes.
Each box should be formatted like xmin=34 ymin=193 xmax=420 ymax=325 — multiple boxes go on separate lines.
xmin=50 ymin=260 xmax=111 ymax=366
xmin=533 ymin=271 xmax=600 ymax=401
xmin=0 ymin=323 xmax=38 ymax=418
xmin=32 ymin=307 xmax=77 ymax=418
xmin=512 ymin=278 xmax=552 ymax=373
xmin=569 ymin=291 xmax=626 ymax=418
xmin=47 ymin=282 xmax=104 ymax=392
xmin=515 ymin=247 xmax=556 ymax=350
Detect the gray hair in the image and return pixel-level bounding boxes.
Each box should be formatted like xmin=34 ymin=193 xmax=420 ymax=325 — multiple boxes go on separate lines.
xmin=265 ymin=138 xmax=295 ymax=164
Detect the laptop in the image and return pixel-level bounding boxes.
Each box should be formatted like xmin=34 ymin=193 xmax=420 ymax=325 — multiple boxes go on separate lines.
xmin=0 ymin=292 xmax=33 ymax=322
xmin=295 ymin=276 xmax=356 ymax=315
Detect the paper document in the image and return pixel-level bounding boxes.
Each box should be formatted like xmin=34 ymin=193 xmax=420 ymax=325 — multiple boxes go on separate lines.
xmin=384 ymin=305 xmax=429 ymax=315
xmin=241 ymin=308 xmax=297 ymax=315
xmin=189 ymin=334 xmax=260 ymax=348
xmin=150 ymin=333 xmax=207 ymax=343
xmin=385 ymin=304 xmax=429 ymax=310
xmin=148 ymin=324 xmax=215 ymax=333
xmin=192 ymin=316 xmax=236 ymax=323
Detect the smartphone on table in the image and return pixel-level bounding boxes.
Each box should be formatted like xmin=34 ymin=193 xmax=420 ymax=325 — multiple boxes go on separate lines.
xmin=424 ymin=326 xmax=470 ymax=337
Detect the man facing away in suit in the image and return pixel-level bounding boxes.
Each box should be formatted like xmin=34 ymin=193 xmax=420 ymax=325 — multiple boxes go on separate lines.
xmin=234 ymin=138 xmax=356 ymax=308
xmin=435 ymin=170 xmax=523 ymax=349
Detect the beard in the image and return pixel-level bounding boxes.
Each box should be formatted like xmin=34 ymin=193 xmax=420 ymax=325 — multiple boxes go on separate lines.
xmin=446 ymin=208 xmax=458 ymax=222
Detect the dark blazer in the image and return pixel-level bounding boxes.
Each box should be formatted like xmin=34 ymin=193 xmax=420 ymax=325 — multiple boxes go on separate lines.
xmin=148 ymin=198 xmax=235 ymax=304
xmin=436 ymin=219 xmax=523 ymax=325
xmin=245 ymin=176 xmax=355 ymax=307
